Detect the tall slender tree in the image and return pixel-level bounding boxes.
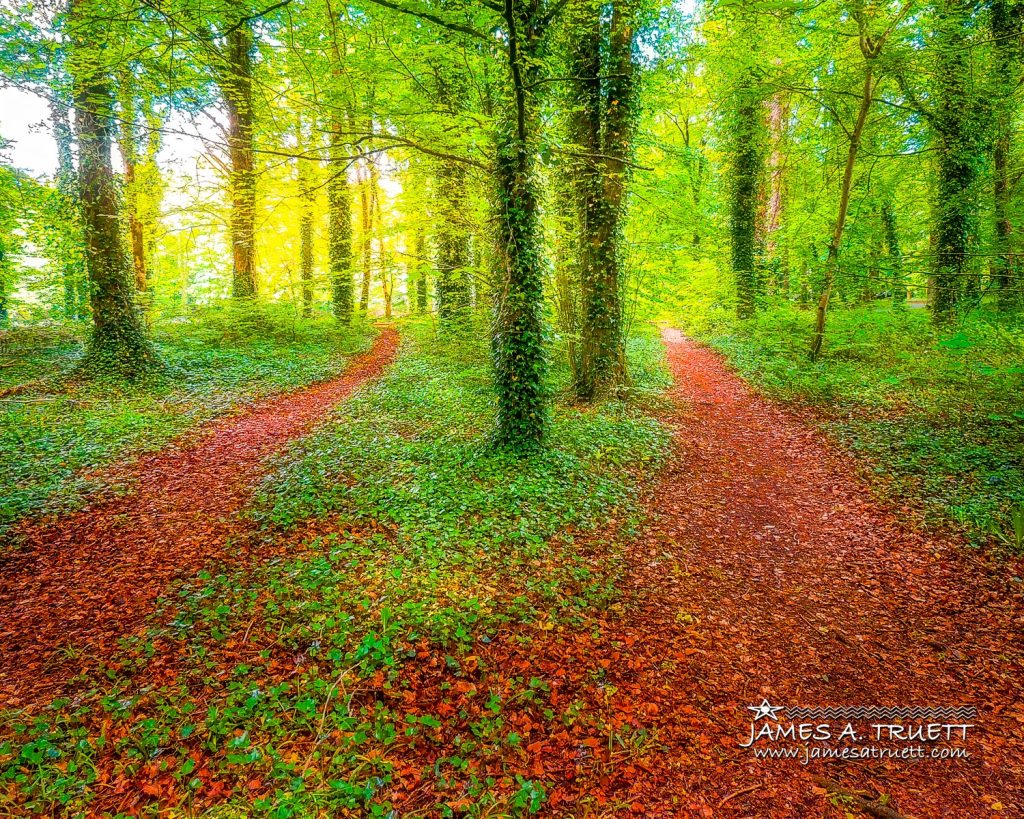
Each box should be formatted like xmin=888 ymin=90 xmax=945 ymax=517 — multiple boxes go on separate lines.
xmin=296 ymin=118 xmax=315 ymax=317
xmin=217 ymin=22 xmax=258 ymax=299
xmin=810 ymin=0 xmax=909 ymax=360
xmin=991 ymin=0 xmax=1022 ymax=309
xmin=328 ymin=121 xmax=355 ymax=319
xmin=900 ymin=0 xmax=990 ymax=322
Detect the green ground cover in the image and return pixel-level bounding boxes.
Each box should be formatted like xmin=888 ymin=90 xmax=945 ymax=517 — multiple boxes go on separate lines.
xmin=677 ymin=300 xmax=1024 ymax=550
xmin=0 ymin=305 xmax=372 ymax=534
xmin=0 ymin=319 xmax=671 ymax=816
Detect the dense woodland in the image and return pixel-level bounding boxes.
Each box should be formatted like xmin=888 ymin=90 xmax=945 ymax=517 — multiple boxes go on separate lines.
xmin=0 ymin=0 xmax=1023 ymax=816
xmin=0 ymin=0 xmax=1021 ymax=435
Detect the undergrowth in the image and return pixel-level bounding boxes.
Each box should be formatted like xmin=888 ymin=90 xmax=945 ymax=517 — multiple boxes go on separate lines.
xmin=677 ymin=301 xmax=1024 ymax=550
xmin=0 ymin=318 xmax=670 ymax=816
xmin=0 ymin=303 xmax=372 ymax=535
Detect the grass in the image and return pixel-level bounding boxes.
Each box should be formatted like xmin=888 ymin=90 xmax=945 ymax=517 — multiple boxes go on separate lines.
xmin=0 ymin=318 xmax=671 ymax=816
xmin=675 ymin=299 xmax=1024 ymax=550
xmin=0 ymin=304 xmax=373 ymax=535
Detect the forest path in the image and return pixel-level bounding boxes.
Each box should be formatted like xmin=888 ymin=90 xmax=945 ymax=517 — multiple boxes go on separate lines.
xmin=509 ymin=329 xmax=1024 ymax=818
xmin=0 ymin=326 xmax=398 ymax=711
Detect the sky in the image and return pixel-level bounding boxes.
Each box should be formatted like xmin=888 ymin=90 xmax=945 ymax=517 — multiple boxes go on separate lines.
xmin=0 ymin=86 xmax=58 ymax=176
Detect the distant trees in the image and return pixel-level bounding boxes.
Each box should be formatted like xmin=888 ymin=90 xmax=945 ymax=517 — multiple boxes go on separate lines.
xmin=4 ymin=0 xmax=1024 ymax=441
xmin=810 ymin=1 xmax=907 ymax=360
xmin=991 ymin=0 xmax=1022 ymax=309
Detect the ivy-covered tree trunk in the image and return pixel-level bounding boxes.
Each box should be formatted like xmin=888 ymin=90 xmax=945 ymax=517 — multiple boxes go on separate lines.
xmin=69 ymin=0 xmax=159 ymax=377
xmin=49 ymin=95 xmax=88 ymax=320
xmin=566 ymin=0 xmax=637 ymax=402
xmin=931 ymin=0 xmax=981 ymax=322
xmin=116 ymin=73 xmax=148 ymax=302
xmin=992 ymin=0 xmax=1020 ymax=309
xmin=881 ymin=199 xmax=905 ymax=305
xmin=220 ymin=24 xmax=258 ymax=299
xmin=414 ymin=225 xmax=429 ymax=312
xmin=592 ymin=0 xmax=636 ymax=391
xmin=328 ymin=122 xmax=354 ymax=320
xmin=491 ymin=0 xmax=547 ymax=450
xmin=564 ymin=0 xmax=603 ymax=396
xmin=359 ymin=163 xmax=375 ymax=312
xmin=730 ymin=85 xmax=763 ymax=319
xmin=434 ymin=159 xmax=471 ymax=319
xmin=298 ymin=159 xmax=314 ymax=317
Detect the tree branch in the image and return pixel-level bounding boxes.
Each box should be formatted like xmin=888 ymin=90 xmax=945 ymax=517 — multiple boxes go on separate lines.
xmin=360 ymin=0 xmax=494 ymax=42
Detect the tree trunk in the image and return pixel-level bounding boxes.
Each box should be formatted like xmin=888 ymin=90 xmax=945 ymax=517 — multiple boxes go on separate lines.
xmin=359 ymin=164 xmax=374 ymax=312
xmin=762 ymin=92 xmax=790 ymax=292
xmin=297 ymin=119 xmax=314 ymax=318
xmin=565 ymin=0 xmax=603 ymax=397
xmin=992 ymin=0 xmax=1020 ymax=309
xmin=116 ymin=74 xmax=148 ymax=301
xmin=414 ymin=225 xmax=429 ymax=312
xmin=433 ymin=63 xmax=472 ymax=320
xmin=596 ymin=0 xmax=636 ymax=384
xmin=434 ymin=159 xmax=471 ymax=319
xmin=69 ymin=0 xmax=158 ymax=376
xmin=552 ymin=157 xmax=579 ymax=382
xmin=931 ymin=0 xmax=979 ymax=322
xmin=810 ymin=65 xmax=875 ymax=360
xmin=569 ymin=0 xmax=637 ymax=401
xmin=49 ymin=95 xmax=88 ymax=320
xmin=881 ymin=199 xmax=905 ymax=305
xmin=220 ymin=24 xmax=257 ymax=299
xmin=492 ymin=0 xmax=547 ymax=450
xmin=374 ymin=179 xmax=392 ymax=318
xmin=328 ymin=121 xmax=354 ymax=320
xmin=731 ymin=85 xmax=762 ymax=319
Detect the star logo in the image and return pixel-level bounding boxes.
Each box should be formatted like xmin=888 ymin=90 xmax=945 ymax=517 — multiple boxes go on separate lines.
xmin=747 ymin=699 xmax=785 ymax=721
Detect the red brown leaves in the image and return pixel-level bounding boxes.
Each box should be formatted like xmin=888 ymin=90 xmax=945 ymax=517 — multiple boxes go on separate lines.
xmin=0 ymin=327 xmax=398 ymax=712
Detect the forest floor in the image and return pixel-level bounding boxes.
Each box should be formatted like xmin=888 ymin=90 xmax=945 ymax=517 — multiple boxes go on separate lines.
xmin=1 ymin=321 xmax=1022 ymax=817
xmin=487 ymin=328 xmax=1024 ymax=817
xmin=0 ymin=325 xmax=398 ymax=709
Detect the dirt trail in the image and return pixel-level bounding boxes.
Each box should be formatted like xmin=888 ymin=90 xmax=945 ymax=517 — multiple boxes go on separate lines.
xmin=0 ymin=326 xmax=398 ymax=710
xmin=499 ymin=329 xmax=1024 ymax=817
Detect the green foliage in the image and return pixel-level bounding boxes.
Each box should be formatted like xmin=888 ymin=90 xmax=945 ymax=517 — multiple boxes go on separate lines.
xmin=0 ymin=321 xmax=670 ymax=814
xmin=0 ymin=306 xmax=372 ymax=534
xmin=255 ymin=318 xmax=667 ymax=557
